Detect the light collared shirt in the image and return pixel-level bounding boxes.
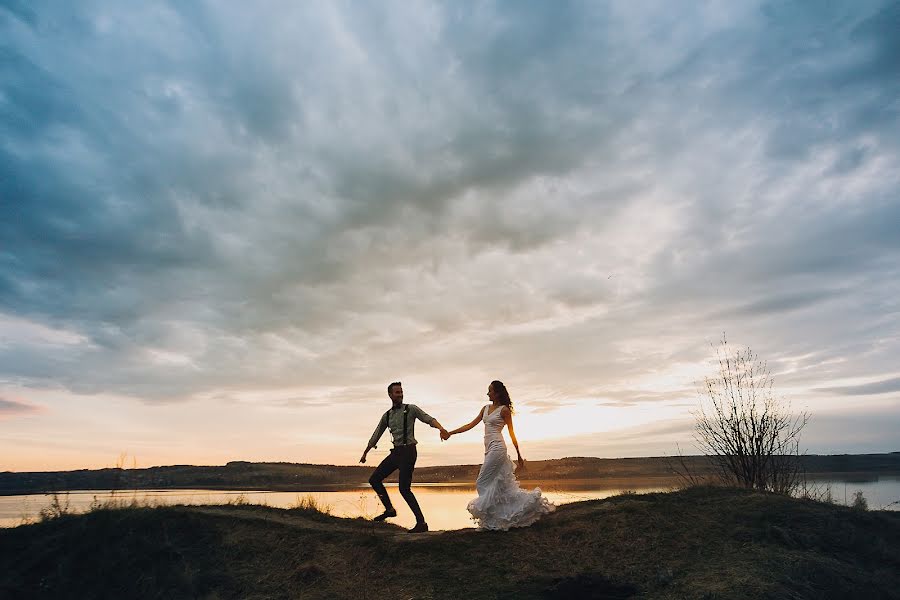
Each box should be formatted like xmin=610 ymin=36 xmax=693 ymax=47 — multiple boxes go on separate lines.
xmin=368 ymin=404 xmax=435 ymax=449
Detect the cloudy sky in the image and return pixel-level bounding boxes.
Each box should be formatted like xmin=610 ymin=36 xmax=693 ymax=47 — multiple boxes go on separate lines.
xmin=2 ymin=1 xmax=898 ymax=472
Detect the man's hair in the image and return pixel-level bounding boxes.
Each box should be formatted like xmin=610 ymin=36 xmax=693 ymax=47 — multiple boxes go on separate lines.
xmin=388 ymin=381 xmax=402 ymax=394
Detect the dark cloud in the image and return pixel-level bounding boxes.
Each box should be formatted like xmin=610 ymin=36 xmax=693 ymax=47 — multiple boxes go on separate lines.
xmin=716 ymin=289 xmax=846 ymax=318
xmin=815 ymin=377 xmax=900 ymax=397
xmin=0 ymin=2 xmax=38 ymax=27
xmin=0 ymin=0 xmax=898 ymax=415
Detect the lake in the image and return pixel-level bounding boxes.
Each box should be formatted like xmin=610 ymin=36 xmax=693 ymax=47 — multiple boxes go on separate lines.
xmin=3 ymin=476 xmax=898 ymax=530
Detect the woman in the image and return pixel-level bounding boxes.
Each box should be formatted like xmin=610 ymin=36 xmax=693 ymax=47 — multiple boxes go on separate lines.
xmin=443 ymin=380 xmax=555 ymax=530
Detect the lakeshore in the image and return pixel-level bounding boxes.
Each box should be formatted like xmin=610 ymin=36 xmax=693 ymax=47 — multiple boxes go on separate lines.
xmin=3 ymin=453 xmax=899 ymax=496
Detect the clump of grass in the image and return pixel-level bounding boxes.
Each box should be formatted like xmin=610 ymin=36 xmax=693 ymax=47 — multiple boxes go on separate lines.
xmin=851 ymin=490 xmax=868 ymax=511
xmin=38 ymin=492 xmax=71 ymax=522
xmin=17 ymin=496 xmax=39 ymax=526
xmin=226 ymin=493 xmax=249 ymax=506
xmin=88 ymin=494 xmax=164 ymax=513
xmin=796 ymin=480 xmax=835 ymax=504
xmin=356 ymin=491 xmax=373 ymax=519
xmin=290 ymin=494 xmax=332 ymax=515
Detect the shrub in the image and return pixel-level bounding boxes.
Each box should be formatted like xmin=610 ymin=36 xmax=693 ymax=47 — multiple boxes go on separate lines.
xmin=693 ymin=335 xmax=809 ymax=495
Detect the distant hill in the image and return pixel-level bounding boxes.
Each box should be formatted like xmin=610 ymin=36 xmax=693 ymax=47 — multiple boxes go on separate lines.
xmin=2 ymin=453 xmax=900 ymax=495
xmin=2 ymin=486 xmax=899 ymax=599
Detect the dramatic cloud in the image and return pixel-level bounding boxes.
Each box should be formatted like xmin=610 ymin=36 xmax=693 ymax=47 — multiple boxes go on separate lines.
xmin=1 ymin=1 xmax=898 ymax=467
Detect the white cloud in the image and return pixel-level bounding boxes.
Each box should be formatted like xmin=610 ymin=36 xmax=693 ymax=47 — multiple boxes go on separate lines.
xmin=1 ymin=1 xmax=898 ymax=467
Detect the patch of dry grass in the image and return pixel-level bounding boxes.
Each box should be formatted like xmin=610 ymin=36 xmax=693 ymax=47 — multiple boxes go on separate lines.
xmin=289 ymin=493 xmax=332 ymax=514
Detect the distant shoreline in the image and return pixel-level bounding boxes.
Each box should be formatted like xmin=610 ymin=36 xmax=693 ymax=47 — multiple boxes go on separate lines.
xmin=3 ymin=453 xmax=899 ymax=496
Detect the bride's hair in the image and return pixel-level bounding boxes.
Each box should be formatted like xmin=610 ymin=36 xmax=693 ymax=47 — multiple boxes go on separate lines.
xmin=490 ymin=380 xmax=513 ymax=414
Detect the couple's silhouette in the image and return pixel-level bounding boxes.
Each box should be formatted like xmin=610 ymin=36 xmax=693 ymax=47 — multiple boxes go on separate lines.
xmin=359 ymin=380 xmax=555 ymax=533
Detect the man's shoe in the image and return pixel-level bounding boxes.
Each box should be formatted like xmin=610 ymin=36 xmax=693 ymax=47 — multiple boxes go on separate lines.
xmin=373 ymin=509 xmax=397 ymax=522
xmin=407 ymin=522 xmax=429 ymax=533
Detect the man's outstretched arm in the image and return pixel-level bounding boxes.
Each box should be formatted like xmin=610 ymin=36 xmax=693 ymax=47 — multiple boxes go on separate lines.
xmin=430 ymin=417 xmax=448 ymax=434
xmin=424 ymin=412 xmax=450 ymax=440
xmin=361 ymin=413 xmax=389 ymax=463
xmin=412 ymin=405 xmax=449 ymax=440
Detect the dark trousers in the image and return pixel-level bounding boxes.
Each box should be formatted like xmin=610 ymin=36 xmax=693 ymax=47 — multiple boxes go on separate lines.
xmin=368 ymin=444 xmax=425 ymax=524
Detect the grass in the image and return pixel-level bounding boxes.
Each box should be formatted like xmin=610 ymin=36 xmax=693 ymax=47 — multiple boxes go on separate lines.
xmin=1 ymin=486 xmax=899 ymax=599
xmin=289 ymin=494 xmax=332 ymax=515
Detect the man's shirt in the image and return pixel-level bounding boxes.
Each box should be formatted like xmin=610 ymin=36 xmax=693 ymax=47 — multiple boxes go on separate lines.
xmin=368 ymin=404 xmax=434 ymax=448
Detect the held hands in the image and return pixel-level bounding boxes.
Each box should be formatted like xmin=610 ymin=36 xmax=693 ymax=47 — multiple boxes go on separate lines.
xmin=440 ymin=428 xmax=451 ymax=441
xmin=516 ymin=456 xmax=525 ymax=471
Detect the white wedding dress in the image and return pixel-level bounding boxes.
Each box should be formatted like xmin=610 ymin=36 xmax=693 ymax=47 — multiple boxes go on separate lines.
xmin=466 ymin=404 xmax=555 ymax=530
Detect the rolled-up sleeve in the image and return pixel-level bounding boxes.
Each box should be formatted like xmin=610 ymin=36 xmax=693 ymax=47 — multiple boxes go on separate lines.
xmin=368 ymin=412 xmax=388 ymax=448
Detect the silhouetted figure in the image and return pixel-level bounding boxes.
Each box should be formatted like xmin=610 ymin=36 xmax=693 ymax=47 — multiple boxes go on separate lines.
xmin=360 ymin=381 xmax=448 ymax=533
xmin=444 ymin=380 xmax=555 ymax=530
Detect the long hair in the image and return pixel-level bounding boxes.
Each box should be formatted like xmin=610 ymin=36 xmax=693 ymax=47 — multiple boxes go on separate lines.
xmin=491 ymin=380 xmax=513 ymax=414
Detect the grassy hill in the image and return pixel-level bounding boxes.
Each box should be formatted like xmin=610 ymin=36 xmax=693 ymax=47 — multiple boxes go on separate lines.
xmin=2 ymin=486 xmax=899 ymax=599
xmin=3 ymin=453 xmax=899 ymax=495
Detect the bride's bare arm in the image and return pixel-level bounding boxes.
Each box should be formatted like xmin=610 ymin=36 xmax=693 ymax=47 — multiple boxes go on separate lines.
xmin=447 ymin=409 xmax=484 ymax=436
xmin=502 ymin=406 xmax=525 ymax=466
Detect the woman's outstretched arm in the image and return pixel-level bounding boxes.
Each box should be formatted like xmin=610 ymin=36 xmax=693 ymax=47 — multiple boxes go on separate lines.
xmin=445 ymin=409 xmax=484 ymax=438
xmin=501 ymin=406 xmax=525 ymax=468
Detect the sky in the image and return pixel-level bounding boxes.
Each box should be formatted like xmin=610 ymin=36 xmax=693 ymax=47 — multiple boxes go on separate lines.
xmin=1 ymin=1 xmax=899 ymax=472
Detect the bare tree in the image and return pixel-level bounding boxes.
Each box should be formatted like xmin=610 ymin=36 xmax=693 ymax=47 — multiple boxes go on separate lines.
xmin=693 ymin=335 xmax=809 ymax=495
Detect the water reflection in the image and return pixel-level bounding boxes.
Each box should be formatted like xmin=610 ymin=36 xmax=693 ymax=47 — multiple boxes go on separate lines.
xmin=0 ymin=485 xmax=659 ymax=530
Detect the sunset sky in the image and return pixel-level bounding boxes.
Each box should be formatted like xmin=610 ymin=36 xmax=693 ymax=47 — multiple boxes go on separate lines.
xmin=2 ymin=1 xmax=899 ymax=472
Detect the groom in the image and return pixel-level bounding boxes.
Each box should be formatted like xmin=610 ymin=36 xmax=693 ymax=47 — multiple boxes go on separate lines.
xmin=360 ymin=381 xmax=448 ymax=533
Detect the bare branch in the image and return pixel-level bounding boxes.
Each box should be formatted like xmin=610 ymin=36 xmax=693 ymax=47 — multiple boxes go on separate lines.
xmin=692 ymin=335 xmax=809 ymax=494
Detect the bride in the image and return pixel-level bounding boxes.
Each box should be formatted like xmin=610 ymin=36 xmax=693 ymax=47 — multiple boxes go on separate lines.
xmin=443 ymin=380 xmax=555 ymax=530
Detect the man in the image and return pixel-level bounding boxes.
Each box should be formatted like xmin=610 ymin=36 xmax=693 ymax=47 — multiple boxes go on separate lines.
xmin=360 ymin=381 xmax=448 ymax=533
